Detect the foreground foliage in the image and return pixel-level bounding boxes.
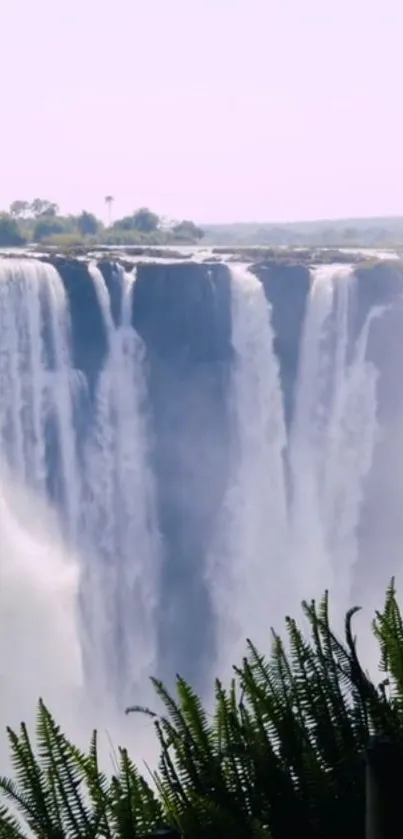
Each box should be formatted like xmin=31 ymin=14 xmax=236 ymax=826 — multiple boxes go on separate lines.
xmin=1 ymin=582 xmax=402 ymax=838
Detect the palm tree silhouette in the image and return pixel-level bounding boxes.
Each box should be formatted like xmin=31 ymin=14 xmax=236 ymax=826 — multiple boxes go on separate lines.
xmin=105 ymin=195 xmax=114 ymax=227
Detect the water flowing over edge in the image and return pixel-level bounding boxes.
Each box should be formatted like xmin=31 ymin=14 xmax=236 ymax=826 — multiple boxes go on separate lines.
xmin=0 ymin=256 xmax=402 ymax=764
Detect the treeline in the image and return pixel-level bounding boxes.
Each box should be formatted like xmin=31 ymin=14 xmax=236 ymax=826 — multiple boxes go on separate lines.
xmin=0 ymin=198 xmax=205 ymax=248
xmin=1 ymin=199 xmax=402 ymax=250
xmin=0 ymin=582 xmax=402 ymax=838
xmin=203 ymin=217 xmax=403 ymax=248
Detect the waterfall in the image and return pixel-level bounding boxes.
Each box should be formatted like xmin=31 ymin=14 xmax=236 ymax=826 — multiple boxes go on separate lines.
xmin=0 ymin=260 xmax=83 ymax=741
xmin=289 ymin=265 xmax=381 ymax=613
xmin=0 ymin=253 xmax=401 ymax=736
xmin=82 ymin=264 xmax=161 ymax=708
xmin=0 ymin=261 xmax=73 ymax=495
xmin=0 ymin=259 xmax=81 ymax=531
xmin=208 ymin=262 xmax=387 ymax=679
xmin=0 ymin=258 xmax=161 ymax=727
xmin=208 ymin=264 xmax=289 ymax=676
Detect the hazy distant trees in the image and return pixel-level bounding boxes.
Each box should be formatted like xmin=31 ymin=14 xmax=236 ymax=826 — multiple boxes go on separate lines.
xmin=132 ymin=207 xmax=160 ymax=232
xmin=113 ymin=207 xmax=160 ymax=233
xmin=76 ymin=211 xmax=100 ymax=236
xmin=9 ymin=200 xmax=30 ymax=219
xmin=110 ymin=211 xmax=205 ymax=241
xmin=172 ymin=219 xmax=204 ymax=241
xmin=2 ymin=195 xmax=402 ymax=250
xmin=31 ymin=199 xmax=59 ymax=217
xmin=0 ymin=213 xmax=26 ymax=246
xmin=203 ymin=220 xmax=403 ymax=248
xmin=104 ymin=195 xmax=114 ymax=226
xmin=32 ymin=215 xmax=67 ymax=242
xmin=9 ymin=199 xmax=59 ymax=220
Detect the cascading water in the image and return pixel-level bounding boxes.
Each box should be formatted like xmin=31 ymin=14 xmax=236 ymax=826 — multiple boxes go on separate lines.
xmin=0 ymin=260 xmax=83 ymax=748
xmin=208 ymin=261 xmax=398 ymax=681
xmin=0 ymin=259 xmax=161 ymax=747
xmin=1 ymin=253 xmax=402 ymax=759
xmin=207 ymin=264 xmax=289 ymax=678
xmin=288 ymin=265 xmax=381 ymax=614
xmin=83 ymin=264 xmax=161 ymax=709
xmin=0 ymin=260 xmax=76 ymax=500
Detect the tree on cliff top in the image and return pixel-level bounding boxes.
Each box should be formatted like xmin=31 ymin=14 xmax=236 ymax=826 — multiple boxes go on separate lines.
xmin=132 ymin=207 xmax=160 ymax=232
xmin=0 ymin=213 xmax=26 ymax=246
xmin=105 ymin=195 xmax=114 ymax=226
xmin=172 ymin=219 xmax=204 ymax=241
xmin=9 ymin=200 xmax=30 ymax=219
xmin=77 ymin=210 xmax=101 ymax=236
xmin=32 ymin=215 xmax=70 ymax=242
xmin=113 ymin=207 xmax=161 ymax=234
xmin=30 ymin=198 xmax=59 ymax=217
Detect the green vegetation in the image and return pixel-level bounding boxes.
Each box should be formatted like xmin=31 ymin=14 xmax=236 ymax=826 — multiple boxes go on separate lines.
xmin=1 ymin=582 xmax=402 ymax=838
xmin=0 ymin=213 xmax=25 ymax=247
xmin=0 ymin=200 xmax=205 ymax=249
xmin=202 ymin=217 xmax=403 ymax=249
xmin=2 ymin=198 xmax=402 ymax=251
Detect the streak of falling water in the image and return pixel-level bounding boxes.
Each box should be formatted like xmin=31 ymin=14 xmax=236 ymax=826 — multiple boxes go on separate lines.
xmin=88 ymin=261 xmax=115 ymax=337
xmin=83 ymin=265 xmax=160 ymax=709
xmin=289 ymin=265 xmax=381 ymax=613
xmin=0 ymin=261 xmax=48 ymax=489
xmin=0 ymin=260 xmax=83 ymax=762
xmin=208 ymin=264 xmax=288 ymax=680
xmin=0 ymin=260 xmax=80 ymax=535
xmin=287 ymin=266 xmax=338 ymax=600
xmin=46 ymin=269 xmax=81 ymax=540
xmin=0 ymin=258 xmax=164 ymax=769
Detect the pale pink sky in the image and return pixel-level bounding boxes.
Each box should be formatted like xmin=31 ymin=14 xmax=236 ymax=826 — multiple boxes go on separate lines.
xmin=0 ymin=0 xmax=402 ymax=223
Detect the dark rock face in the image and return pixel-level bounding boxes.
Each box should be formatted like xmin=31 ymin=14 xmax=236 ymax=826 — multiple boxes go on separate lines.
xmin=132 ymin=262 xmax=233 ymax=687
xmin=354 ymin=261 xmax=403 ymax=334
xmin=252 ymin=262 xmax=311 ymax=427
xmin=133 ymin=262 xmax=232 ymax=363
xmin=49 ymin=257 xmax=108 ymax=390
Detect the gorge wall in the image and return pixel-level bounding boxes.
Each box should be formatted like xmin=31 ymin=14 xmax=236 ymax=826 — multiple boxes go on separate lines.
xmin=1 ymin=251 xmax=402 ymax=705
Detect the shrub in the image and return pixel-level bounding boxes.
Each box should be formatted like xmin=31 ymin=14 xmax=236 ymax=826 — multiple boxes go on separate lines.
xmin=0 ymin=582 xmax=402 ymax=838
